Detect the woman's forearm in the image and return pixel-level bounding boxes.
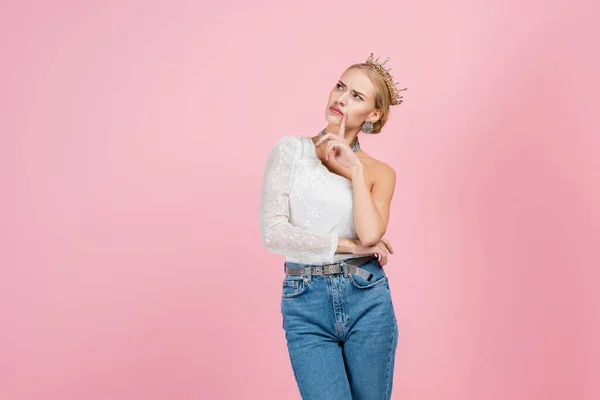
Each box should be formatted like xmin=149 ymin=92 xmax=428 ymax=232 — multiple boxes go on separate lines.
xmin=336 ymin=237 xmax=357 ymax=254
xmin=351 ymin=164 xmax=385 ymax=247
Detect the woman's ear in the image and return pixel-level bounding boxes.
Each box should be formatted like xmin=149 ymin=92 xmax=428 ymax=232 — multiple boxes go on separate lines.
xmin=367 ymin=109 xmax=383 ymax=123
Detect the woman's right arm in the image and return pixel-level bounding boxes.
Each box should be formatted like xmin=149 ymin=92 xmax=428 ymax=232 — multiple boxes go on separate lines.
xmin=260 ymin=135 xmax=352 ymax=263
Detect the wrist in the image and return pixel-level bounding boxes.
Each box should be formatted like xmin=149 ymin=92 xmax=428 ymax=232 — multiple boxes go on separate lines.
xmin=351 ymin=163 xmax=364 ymax=178
xmin=348 ymin=238 xmax=359 ymax=254
xmin=351 ymin=162 xmax=364 ymax=171
xmin=337 ymin=237 xmax=358 ymax=254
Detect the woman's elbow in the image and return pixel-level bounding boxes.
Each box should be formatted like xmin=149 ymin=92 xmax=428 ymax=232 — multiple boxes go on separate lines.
xmin=261 ymin=236 xmax=277 ymax=253
xmin=359 ymin=236 xmax=380 ymax=248
xmin=359 ymin=230 xmax=385 ymax=247
xmin=261 ymin=228 xmax=273 ymax=250
xmin=260 ymin=225 xmax=280 ymax=252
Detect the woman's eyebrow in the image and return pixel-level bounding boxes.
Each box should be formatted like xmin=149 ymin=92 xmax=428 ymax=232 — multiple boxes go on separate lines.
xmin=339 ymin=80 xmax=367 ymax=98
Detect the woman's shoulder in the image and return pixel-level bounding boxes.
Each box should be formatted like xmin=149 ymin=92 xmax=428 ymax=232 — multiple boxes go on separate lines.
xmin=358 ymin=150 xmax=393 ymax=172
xmin=267 ymin=134 xmax=305 ymax=159
xmin=358 ymin=150 xmax=396 ymax=186
xmin=271 ymin=134 xmax=304 ymax=148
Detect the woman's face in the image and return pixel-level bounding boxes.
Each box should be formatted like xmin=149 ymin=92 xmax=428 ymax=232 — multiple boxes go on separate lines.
xmin=325 ymin=68 xmax=381 ymax=131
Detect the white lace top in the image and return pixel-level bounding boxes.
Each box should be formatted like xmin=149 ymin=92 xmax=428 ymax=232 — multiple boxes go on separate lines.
xmin=259 ymin=135 xmax=372 ymax=265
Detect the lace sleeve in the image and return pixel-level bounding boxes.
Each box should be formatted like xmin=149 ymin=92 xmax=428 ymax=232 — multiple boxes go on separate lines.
xmin=259 ymin=135 xmax=338 ymax=262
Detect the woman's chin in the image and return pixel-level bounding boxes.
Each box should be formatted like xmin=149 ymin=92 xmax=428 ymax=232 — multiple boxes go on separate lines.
xmin=325 ymin=113 xmax=340 ymax=124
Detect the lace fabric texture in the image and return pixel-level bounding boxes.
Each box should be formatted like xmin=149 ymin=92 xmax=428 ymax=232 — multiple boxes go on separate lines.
xmin=259 ymin=135 xmax=366 ymax=265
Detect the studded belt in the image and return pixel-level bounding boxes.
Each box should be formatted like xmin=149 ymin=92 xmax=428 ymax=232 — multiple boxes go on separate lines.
xmin=284 ymin=255 xmax=377 ymax=282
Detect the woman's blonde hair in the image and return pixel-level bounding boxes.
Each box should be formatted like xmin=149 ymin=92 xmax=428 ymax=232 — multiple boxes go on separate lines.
xmin=345 ymin=63 xmax=391 ymax=134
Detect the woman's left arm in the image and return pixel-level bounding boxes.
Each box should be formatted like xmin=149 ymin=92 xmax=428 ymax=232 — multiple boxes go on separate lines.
xmin=318 ymin=114 xmax=396 ymax=248
xmin=351 ymin=163 xmax=396 ymax=247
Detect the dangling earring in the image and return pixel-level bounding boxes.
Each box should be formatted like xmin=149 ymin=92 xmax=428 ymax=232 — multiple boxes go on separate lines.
xmin=361 ymin=121 xmax=374 ymax=134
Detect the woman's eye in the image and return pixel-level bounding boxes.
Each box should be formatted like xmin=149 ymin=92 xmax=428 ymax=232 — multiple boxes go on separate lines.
xmin=335 ymin=83 xmax=361 ymax=100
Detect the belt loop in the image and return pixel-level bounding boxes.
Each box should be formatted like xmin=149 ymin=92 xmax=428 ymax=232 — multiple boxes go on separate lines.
xmin=341 ymin=261 xmax=348 ymax=278
xmin=305 ymin=264 xmax=313 ymax=283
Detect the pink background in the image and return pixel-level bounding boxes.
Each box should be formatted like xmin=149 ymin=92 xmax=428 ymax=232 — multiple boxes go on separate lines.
xmin=2 ymin=0 xmax=599 ymax=399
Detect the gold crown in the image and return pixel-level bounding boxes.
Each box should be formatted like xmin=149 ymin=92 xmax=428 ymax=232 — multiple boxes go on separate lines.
xmin=365 ymin=53 xmax=407 ymax=106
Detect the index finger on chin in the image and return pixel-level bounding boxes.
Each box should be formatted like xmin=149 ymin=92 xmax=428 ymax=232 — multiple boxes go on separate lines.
xmin=339 ymin=113 xmax=346 ymax=136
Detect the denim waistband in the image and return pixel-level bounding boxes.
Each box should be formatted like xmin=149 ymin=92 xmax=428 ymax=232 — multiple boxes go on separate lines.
xmin=284 ymin=255 xmax=377 ymax=269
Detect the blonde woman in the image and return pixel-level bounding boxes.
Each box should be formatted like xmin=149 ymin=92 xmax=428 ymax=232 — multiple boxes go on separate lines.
xmin=260 ymin=53 xmax=405 ymax=400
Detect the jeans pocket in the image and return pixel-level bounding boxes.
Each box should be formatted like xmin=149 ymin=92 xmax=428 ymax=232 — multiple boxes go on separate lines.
xmin=348 ymin=259 xmax=388 ymax=289
xmin=281 ymin=275 xmax=309 ymax=299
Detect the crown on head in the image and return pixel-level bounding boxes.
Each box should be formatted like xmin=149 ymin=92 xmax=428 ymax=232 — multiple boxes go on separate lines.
xmin=365 ymin=52 xmax=407 ymax=106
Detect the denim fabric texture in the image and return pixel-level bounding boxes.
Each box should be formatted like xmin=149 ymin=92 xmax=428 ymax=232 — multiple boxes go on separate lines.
xmin=281 ymin=256 xmax=399 ymax=399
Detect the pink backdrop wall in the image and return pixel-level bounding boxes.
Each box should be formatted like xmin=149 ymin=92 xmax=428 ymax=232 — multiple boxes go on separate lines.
xmin=2 ymin=0 xmax=599 ymax=399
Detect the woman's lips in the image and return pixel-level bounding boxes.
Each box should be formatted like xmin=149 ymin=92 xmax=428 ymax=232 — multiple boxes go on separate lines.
xmin=329 ymin=106 xmax=343 ymax=116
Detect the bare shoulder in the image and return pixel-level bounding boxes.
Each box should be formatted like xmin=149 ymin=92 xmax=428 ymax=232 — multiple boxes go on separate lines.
xmin=357 ymin=150 xmax=396 ymax=189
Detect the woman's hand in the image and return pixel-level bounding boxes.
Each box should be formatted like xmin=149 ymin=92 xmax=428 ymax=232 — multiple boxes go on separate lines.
xmin=351 ymin=237 xmax=394 ymax=267
xmin=315 ymin=113 xmax=362 ymax=169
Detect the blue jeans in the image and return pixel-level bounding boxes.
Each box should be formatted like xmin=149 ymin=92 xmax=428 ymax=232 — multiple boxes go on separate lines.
xmin=281 ymin=257 xmax=399 ymax=399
